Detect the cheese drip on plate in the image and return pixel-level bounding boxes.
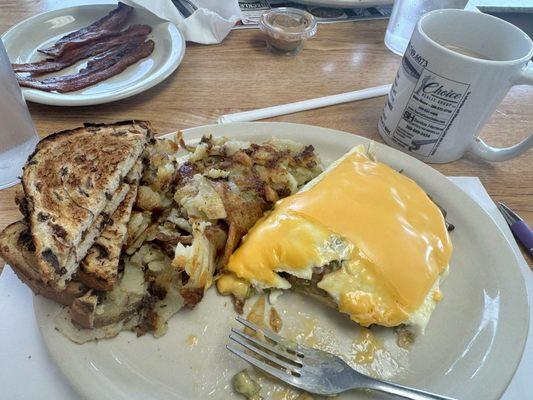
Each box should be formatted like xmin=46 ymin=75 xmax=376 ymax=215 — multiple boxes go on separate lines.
xmin=225 ymin=146 xmax=452 ymax=330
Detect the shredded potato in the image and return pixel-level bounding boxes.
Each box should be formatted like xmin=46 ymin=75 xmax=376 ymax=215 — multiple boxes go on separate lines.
xmin=137 ymin=185 xmax=162 ymax=211
xmin=130 ymin=134 xmax=322 ymax=314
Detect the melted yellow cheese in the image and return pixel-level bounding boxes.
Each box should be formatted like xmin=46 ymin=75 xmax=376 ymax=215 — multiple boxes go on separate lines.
xmin=224 ymin=213 xmax=335 ymax=288
xmin=226 ymin=149 xmax=452 ymax=326
xmin=216 ymin=274 xmax=250 ymax=299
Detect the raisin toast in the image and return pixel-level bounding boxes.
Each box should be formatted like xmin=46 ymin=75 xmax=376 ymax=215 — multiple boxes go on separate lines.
xmin=21 ymin=121 xmax=152 ymax=288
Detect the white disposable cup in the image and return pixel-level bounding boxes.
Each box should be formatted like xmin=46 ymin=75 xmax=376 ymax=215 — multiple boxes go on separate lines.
xmin=384 ymin=0 xmax=468 ymax=56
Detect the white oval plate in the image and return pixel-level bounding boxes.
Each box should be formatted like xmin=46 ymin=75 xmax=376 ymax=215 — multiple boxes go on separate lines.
xmin=2 ymin=4 xmax=185 ymax=106
xmin=34 ymin=122 xmax=528 ymax=400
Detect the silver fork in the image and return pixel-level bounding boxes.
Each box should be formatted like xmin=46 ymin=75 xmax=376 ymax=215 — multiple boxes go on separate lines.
xmin=227 ymin=316 xmax=456 ymax=399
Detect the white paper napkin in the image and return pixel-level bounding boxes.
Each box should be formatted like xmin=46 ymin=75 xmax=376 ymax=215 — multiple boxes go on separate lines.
xmin=449 ymin=177 xmax=532 ymax=400
xmin=122 ymin=0 xmax=241 ymax=44
xmin=0 ymin=177 xmax=530 ymax=399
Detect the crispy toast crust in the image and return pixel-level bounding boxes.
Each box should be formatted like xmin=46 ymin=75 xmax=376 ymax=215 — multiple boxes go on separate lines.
xmin=0 ymin=221 xmax=87 ymax=306
xmin=24 ymin=120 xmax=152 ymax=159
xmin=69 ymin=292 xmax=98 ymax=328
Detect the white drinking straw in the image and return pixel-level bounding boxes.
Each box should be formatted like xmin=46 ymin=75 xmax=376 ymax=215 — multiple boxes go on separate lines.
xmin=217 ymin=84 xmax=391 ymax=124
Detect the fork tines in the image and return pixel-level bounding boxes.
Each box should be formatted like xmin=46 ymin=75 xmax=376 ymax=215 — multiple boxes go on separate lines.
xmin=227 ymin=316 xmax=304 ymax=381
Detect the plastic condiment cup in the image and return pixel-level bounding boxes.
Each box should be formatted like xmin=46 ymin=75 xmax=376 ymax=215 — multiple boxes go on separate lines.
xmin=259 ymin=8 xmax=317 ymax=55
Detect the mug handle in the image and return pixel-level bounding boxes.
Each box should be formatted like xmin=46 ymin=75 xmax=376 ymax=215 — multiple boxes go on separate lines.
xmin=468 ymin=62 xmax=533 ymax=162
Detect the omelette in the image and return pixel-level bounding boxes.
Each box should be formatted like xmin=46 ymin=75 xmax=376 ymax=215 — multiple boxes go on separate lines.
xmin=217 ymin=145 xmax=452 ymax=333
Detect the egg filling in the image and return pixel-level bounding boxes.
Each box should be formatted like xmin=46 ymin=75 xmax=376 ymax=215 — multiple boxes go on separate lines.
xmin=225 ymin=146 xmax=452 ymax=328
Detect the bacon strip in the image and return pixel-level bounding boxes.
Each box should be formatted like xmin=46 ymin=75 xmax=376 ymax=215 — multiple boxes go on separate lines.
xmin=13 ymin=25 xmax=151 ymax=75
xmin=38 ymin=3 xmax=133 ymax=58
xmin=18 ymin=39 xmax=154 ymax=93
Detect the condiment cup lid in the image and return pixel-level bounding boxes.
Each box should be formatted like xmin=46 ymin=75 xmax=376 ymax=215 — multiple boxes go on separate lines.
xmin=259 ymin=7 xmax=317 ymax=41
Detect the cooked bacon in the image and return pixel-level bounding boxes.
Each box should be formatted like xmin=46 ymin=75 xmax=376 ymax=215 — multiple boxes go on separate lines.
xmin=38 ymin=3 xmax=133 ymax=58
xmin=13 ymin=25 xmax=151 ymax=75
xmin=18 ymin=39 xmax=154 ymax=93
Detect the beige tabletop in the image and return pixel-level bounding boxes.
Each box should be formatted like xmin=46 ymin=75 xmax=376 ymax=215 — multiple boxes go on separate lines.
xmin=0 ymin=1 xmax=531 ymax=268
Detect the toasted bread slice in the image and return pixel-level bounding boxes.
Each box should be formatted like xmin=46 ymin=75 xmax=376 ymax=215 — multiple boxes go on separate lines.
xmin=0 ymin=221 xmax=87 ymax=306
xmin=1 ymin=184 xmax=132 ymax=301
xmin=76 ymin=158 xmax=143 ymax=290
xmin=76 ymin=183 xmax=138 ymax=290
xmin=73 ymin=182 xmax=129 ymax=263
xmin=22 ymin=121 xmax=153 ymax=288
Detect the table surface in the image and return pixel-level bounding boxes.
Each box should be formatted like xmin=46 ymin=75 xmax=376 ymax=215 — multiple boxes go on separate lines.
xmin=0 ymin=1 xmax=531 ymax=268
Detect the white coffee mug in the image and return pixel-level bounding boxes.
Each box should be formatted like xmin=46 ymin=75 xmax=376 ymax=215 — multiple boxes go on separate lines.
xmin=378 ymin=9 xmax=533 ymax=163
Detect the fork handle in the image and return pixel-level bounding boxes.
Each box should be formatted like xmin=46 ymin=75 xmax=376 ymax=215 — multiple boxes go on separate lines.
xmin=364 ymin=379 xmax=457 ymax=400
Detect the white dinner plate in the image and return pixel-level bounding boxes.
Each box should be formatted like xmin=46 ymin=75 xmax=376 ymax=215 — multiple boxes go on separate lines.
xmin=34 ymin=122 xmax=528 ymax=400
xmin=291 ymin=0 xmax=393 ymax=9
xmin=1 ymin=4 xmax=185 ymax=106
